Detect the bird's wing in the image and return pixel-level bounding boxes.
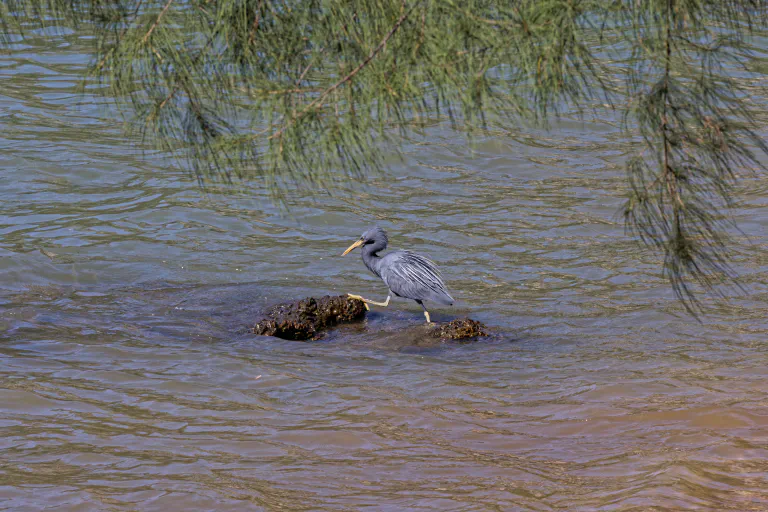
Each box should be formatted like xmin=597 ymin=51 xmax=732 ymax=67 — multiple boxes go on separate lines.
xmin=380 ymin=251 xmax=454 ymax=304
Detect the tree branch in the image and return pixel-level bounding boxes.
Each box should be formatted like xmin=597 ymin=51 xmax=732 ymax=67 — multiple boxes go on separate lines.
xmin=94 ymin=0 xmax=145 ymax=70
xmin=248 ymin=0 xmax=263 ymax=45
xmin=142 ymin=0 xmax=174 ymax=44
xmin=661 ymin=0 xmax=677 ymax=212
xmin=268 ymin=2 xmax=415 ymax=141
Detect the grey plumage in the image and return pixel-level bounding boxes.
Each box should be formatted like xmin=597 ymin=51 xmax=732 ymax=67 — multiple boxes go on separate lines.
xmin=344 ymin=227 xmax=454 ymax=322
xmin=380 ymin=251 xmax=454 ymax=305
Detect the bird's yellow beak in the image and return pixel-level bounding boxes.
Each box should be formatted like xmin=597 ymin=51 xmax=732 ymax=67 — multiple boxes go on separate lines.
xmin=342 ymin=239 xmax=364 ymax=256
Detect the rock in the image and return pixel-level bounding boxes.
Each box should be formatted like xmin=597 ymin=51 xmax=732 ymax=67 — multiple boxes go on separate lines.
xmin=253 ymin=296 xmax=489 ymax=343
xmin=429 ymin=318 xmax=488 ymax=341
xmin=253 ymin=295 xmax=367 ymax=341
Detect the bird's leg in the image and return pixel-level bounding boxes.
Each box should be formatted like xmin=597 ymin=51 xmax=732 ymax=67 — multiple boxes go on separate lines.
xmin=347 ymin=294 xmax=391 ymax=309
xmin=415 ymin=300 xmax=433 ymax=324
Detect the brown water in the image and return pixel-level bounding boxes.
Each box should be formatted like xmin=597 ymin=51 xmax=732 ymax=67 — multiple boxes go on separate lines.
xmin=2 ymin=32 xmax=768 ymax=512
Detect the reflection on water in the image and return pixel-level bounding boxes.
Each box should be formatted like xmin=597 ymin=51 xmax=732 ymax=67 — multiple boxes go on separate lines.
xmin=2 ymin=32 xmax=768 ymax=511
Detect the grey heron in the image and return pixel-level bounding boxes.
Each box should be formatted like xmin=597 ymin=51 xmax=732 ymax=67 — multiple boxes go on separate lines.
xmin=342 ymin=227 xmax=454 ymax=324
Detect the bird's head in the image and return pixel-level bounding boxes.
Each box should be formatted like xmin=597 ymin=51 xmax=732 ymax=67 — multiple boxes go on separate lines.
xmin=342 ymin=227 xmax=388 ymax=256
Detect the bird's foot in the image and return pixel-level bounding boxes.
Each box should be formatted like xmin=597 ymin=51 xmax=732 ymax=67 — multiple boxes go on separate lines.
xmin=347 ymin=293 xmax=391 ymax=308
xmin=347 ymin=293 xmax=370 ymax=310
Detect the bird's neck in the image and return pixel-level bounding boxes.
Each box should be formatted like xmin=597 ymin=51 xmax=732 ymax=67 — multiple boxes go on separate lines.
xmin=362 ymin=243 xmax=385 ymax=277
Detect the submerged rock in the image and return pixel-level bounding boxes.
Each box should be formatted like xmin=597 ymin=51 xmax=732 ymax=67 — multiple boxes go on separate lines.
xmin=429 ymin=318 xmax=488 ymax=341
xmin=253 ymin=295 xmax=488 ymax=343
xmin=253 ymin=295 xmax=367 ymax=341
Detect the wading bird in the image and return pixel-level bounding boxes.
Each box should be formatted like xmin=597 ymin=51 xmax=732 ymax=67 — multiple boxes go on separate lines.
xmin=342 ymin=227 xmax=454 ymax=323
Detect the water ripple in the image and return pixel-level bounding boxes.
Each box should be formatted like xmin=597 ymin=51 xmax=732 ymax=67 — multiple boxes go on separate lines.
xmin=1 ymin=34 xmax=768 ymax=512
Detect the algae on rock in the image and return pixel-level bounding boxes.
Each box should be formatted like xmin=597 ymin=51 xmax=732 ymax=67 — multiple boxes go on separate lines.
xmin=253 ymin=295 xmax=367 ymax=341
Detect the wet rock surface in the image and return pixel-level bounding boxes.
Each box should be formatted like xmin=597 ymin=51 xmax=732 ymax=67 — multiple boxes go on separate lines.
xmin=253 ymin=295 xmax=367 ymax=341
xmin=429 ymin=318 xmax=488 ymax=341
xmin=253 ymin=295 xmax=489 ymax=342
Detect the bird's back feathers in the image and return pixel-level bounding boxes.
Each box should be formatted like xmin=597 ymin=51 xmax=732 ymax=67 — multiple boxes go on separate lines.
xmin=380 ymin=250 xmax=454 ymax=305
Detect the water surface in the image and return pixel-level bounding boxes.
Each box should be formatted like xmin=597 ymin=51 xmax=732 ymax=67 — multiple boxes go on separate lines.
xmin=2 ymin=32 xmax=768 ymax=511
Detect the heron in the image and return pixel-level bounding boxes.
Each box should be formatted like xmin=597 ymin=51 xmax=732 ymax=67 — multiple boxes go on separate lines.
xmin=341 ymin=227 xmax=454 ymax=324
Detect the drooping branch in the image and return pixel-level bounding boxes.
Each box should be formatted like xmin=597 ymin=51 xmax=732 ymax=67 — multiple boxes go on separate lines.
xmin=141 ymin=0 xmax=174 ymax=44
xmin=622 ymin=0 xmax=768 ymax=314
xmin=268 ymin=1 xmax=415 ymax=142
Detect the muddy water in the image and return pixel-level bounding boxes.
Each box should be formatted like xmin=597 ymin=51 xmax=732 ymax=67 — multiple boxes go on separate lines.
xmin=2 ymin=32 xmax=768 ymax=511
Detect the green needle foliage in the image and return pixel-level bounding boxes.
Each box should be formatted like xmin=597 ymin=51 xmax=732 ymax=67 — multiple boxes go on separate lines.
xmin=2 ymin=0 xmax=767 ymax=312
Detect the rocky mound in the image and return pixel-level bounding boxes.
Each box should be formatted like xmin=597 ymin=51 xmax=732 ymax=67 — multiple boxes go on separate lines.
xmin=428 ymin=318 xmax=488 ymax=341
xmin=253 ymin=296 xmax=489 ymax=342
xmin=253 ymin=295 xmax=367 ymax=341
